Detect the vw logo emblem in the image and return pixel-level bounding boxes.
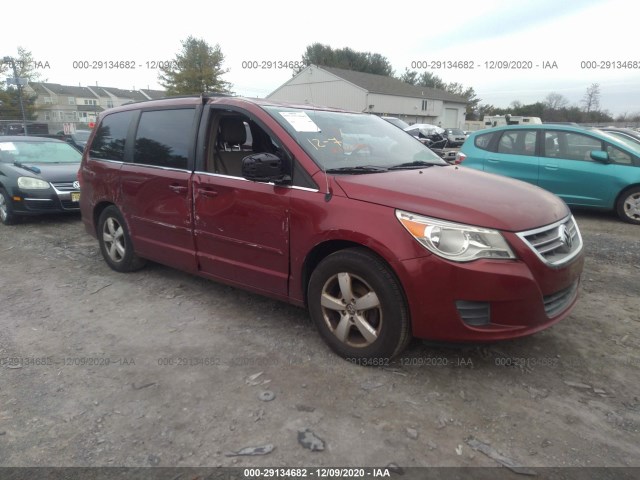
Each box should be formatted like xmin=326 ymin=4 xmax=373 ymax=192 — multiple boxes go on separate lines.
xmin=73 ymin=181 xmax=80 ymax=189
xmin=559 ymin=224 xmax=572 ymax=249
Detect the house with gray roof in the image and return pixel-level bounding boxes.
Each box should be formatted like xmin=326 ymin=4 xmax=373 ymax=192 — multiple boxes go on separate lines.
xmin=24 ymin=82 xmax=166 ymax=132
xmin=267 ymin=65 xmax=468 ymax=128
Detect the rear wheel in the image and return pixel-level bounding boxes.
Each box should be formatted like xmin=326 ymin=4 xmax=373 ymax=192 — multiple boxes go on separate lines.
xmin=97 ymin=206 xmax=146 ymax=272
xmin=616 ymin=187 xmax=640 ymax=225
xmin=308 ymin=248 xmax=411 ymax=361
xmin=0 ymin=188 xmax=18 ymax=225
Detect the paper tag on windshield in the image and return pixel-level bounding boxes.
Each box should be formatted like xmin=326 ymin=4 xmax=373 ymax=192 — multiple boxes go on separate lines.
xmin=0 ymin=142 xmax=17 ymax=151
xmin=279 ymin=112 xmax=321 ymax=132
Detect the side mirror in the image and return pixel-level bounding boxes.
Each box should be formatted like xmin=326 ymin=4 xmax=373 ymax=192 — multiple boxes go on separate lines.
xmin=242 ymin=153 xmax=291 ymax=184
xmin=590 ymin=150 xmax=610 ymax=163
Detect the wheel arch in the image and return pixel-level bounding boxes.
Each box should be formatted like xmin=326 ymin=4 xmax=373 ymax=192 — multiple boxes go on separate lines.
xmin=614 ymin=183 xmax=640 ymax=208
xmin=92 ymin=201 xmax=116 ymax=236
xmin=300 ymin=240 xmax=410 ymax=316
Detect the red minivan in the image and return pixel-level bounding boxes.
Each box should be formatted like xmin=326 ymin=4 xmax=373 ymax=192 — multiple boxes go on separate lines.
xmin=79 ymin=94 xmax=584 ymax=360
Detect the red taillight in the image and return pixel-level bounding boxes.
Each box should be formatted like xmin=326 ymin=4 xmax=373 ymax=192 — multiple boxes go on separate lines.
xmin=454 ymin=152 xmax=466 ymax=165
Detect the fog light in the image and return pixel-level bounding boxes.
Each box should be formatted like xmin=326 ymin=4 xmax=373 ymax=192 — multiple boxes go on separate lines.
xmin=455 ymin=300 xmax=491 ymax=326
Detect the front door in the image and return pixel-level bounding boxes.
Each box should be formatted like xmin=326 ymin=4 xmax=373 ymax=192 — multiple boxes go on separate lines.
xmin=192 ymin=110 xmax=291 ymax=296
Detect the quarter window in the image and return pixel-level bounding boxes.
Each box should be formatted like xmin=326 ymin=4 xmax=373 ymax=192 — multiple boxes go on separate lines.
xmin=133 ymin=109 xmax=195 ymax=170
xmin=606 ymin=145 xmax=633 ymax=165
xmin=89 ymin=110 xmax=135 ymax=161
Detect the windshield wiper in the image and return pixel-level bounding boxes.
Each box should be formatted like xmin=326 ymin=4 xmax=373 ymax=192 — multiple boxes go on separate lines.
xmin=325 ymin=165 xmax=388 ymax=174
xmin=388 ymin=161 xmax=438 ymax=170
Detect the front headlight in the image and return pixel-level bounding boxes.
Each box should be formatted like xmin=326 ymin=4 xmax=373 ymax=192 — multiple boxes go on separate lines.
xmin=17 ymin=177 xmax=50 ymax=189
xmin=396 ymin=210 xmax=515 ymax=262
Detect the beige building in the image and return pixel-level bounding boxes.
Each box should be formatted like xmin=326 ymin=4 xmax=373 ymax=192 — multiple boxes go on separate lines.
xmin=267 ymin=65 xmax=468 ymax=128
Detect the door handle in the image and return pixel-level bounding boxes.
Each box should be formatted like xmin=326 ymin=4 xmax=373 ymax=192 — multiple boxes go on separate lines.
xmin=487 ymin=158 xmax=499 ymax=163
xmin=169 ymin=184 xmax=188 ymax=194
xmin=198 ymin=188 xmax=219 ymax=198
xmin=544 ymin=164 xmax=558 ymax=170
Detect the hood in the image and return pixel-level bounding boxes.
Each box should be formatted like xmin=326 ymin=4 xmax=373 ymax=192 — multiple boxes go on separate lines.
xmin=334 ymin=166 xmax=570 ymax=232
xmin=10 ymin=162 xmax=80 ymax=183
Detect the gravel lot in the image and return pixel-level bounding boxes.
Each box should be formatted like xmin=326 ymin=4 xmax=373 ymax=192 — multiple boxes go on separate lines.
xmin=0 ymin=208 xmax=638 ymax=469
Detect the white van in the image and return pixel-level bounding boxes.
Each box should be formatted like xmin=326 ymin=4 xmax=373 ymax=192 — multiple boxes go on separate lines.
xmin=483 ymin=115 xmax=542 ymax=128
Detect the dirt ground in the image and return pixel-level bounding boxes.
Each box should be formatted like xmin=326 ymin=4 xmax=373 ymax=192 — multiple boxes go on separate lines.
xmin=0 ymin=208 xmax=638 ymax=469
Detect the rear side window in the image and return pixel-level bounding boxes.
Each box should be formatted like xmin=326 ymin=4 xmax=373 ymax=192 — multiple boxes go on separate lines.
xmin=497 ymin=130 xmax=536 ymax=155
xmin=134 ymin=108 xmax=195 ymax=170
xmin=474 ymin=132 xmax=495 ymax=151
xmin=90 ymin=110 xmax=135 ymax=161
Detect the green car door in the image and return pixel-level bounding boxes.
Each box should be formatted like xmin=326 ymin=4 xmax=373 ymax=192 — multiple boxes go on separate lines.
xmin=537 ymin=130 xmax=617 ymax=207
xmin=484 ymin=129 xmax=540 ymax=186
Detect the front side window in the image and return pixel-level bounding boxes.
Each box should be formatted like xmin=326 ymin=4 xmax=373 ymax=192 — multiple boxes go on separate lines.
xmin=134 ymin=109 xmax=195 ymax=169
xmin=544 ymin=131 xmax=602 ymax=161
xmin=90 ymin=110 xmax=135 ymax=161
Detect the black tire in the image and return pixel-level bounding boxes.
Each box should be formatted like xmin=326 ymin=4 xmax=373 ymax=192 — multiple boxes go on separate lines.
xmin=97 ymin=206 xmax=146 ymax=272
xmin=616 ymin=186 xmax=640 ymax=225
xmin=0 ymin=188 xmax=18 ymax=225
xmin=308 ymin=248 xmax=411 ymax=361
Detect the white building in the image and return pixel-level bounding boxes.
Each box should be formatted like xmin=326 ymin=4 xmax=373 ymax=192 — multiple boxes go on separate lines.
xmin=268 ymin=65 xmax=468 ymax=129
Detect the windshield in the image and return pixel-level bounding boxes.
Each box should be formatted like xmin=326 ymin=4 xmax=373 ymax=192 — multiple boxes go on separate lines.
xmin=264 ymin=107 xmax=446 ymax=171
xmin=448 ymin=128 xmax=465 ymax=135
xmin=0 ymin=140 xmax=82 ymax=163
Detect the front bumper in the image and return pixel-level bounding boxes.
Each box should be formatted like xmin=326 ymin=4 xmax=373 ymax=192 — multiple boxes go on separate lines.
xmin=10 ymin=187 xmax=80 ymax=215
xmin=398 ymin=244 xmax=584 ymax=342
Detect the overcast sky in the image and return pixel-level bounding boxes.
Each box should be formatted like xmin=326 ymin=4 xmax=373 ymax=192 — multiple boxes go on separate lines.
xmin=3 ymin=0 xmax=638 ymax=115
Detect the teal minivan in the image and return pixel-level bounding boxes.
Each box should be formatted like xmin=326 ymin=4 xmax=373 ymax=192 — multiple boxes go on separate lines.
xmin=457 ymin=125 xmax=640 ymax=224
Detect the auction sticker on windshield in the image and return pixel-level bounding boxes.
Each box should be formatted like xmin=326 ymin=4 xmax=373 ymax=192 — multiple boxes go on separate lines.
xmin=279 ymin=111 xmax=321 ymax=132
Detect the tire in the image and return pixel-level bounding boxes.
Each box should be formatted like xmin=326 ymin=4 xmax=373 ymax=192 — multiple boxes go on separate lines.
xmin=616 ymin=186 xmax=640 ymax=225
xmin=97 ymin=206 xmax=146 ymax=272
xmin=0 ymin=188 xmax=18 ymax=225
xmin=308 ymin=248 xmax=411 ymax=361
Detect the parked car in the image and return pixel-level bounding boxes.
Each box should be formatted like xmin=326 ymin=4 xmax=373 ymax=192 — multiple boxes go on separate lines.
xmin=457 ymin=125 xmax=640 ymax=224
xmin=0 ymin=136 xmax=82 ymax=225
xmin=381 ymin=116 xmax=411 ymax=130
xmin=403 ymin=124 xmax=446 ymax=146
xmin=56 ymin=130 xmax=92 ymax=152
xmin=79 ymin=95 xmax=584 ymax=360
xmin=442 ymin=128 xmax=467 ymax=147
xmin=595 ymin=126 xmax=640 ymax=146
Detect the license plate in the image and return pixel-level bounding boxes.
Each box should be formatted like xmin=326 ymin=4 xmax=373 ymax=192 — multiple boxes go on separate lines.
xmin=71 ymin=192 xmax=80 ymax=202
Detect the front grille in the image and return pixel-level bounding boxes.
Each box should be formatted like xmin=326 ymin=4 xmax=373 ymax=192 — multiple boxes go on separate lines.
xmin=24 ymin=199 xmax=57 ymax=211
xmin=517 ymin=216 xmax=583 ymax=267
xmin=455 ymin=300 xmax=491 ymax=326
xmin=51 ymin=182 xmax=78 ymax=192
xmin=544 ymin=280 xmax=579 ymax=317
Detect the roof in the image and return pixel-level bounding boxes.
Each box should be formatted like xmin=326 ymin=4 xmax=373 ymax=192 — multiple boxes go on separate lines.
xmin=77 ymin=105 xmax=105 ymax=112
xmin=34 ymin=82 xmax=99 ymax=99
xmin=318 ymin=66 xmax=468 ymax=104
xmin=140 ymin=89 xmax=166 ymax=100
xmin=93 ymin=87 xmax=148 ymax=102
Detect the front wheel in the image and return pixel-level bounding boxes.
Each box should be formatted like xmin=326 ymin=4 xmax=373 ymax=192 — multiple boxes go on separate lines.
xmin=97 ymin=206 xmax=146 ymax=272
xmin=616 ymin=187 xmax=640 ymax=225
xmin=308 ymin=248 xmax=411 ymax=361
xmin=0 ymin=188 xmax=18 ymax=225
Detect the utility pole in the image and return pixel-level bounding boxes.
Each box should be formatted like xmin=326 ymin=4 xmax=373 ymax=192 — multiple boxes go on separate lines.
xmin=2 ymin=56 xmax=28 ymax=135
